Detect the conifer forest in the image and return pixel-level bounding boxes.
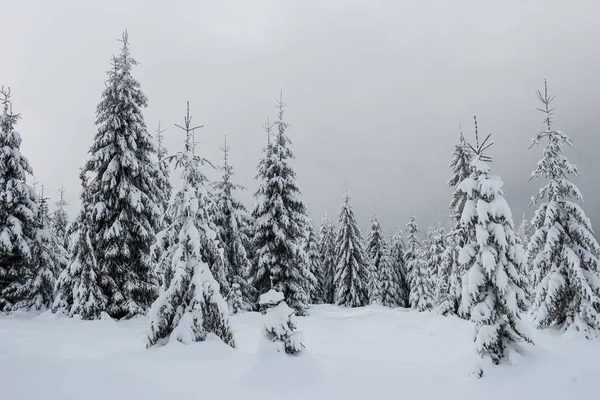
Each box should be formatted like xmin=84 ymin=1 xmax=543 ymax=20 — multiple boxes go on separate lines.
xmin=1 ymin=2 xmax=600 ymax=399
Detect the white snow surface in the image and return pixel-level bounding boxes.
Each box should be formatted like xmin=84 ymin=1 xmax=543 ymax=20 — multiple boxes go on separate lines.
xmin=1 ymin=305 xmax=599 ymax=399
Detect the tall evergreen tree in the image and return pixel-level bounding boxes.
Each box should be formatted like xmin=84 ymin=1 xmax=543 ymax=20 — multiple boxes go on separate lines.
xmin=458 ymin=119 xmax=531 ymax=377
xmin=425 ymin=224 xmax=445 ymax=296
xmin=435 ymin=230 xmax=455 ymax=315
xmin=318 ymin=213 xmax=336 ymax=304
xmin=250 ymin=97 xmax=311 ymax=315
xmin=53 ymin=171 xmax=107 ymax=319
xmin=81 ymin=32 xmax=161 ymax=318
xmin=446 ymin=132 xmax=473 ymax=317
xmin=305 ymin=221 xmax=324 ymax=304
xmin=0 ymin=87 xmax=39 ymax=311
xmin=151 ymin=122 xmax=172 ymax=292
xmin=387 ymin=227 xmax=409 ymax=307
xmin=333 ymin=188 xmax=369 ymax=307
xmin=50 ymin=185 xmax=70 ymax=251
xmin=527 ymin=82 xmax=600 ymax=338
xmin=408 ymin=244 xmax=433 ymax=311
xmin=404 ymin=212 xmax=421 ymax=296
xmin=212 ymin=136 xmax=256 ymax=313
xmin=13 ymin=186 xmax=68 ymax=311
xmin=147 ymin=104 xmax=234 ymax=347
xmin=366 ymin=212 xmax=385 ymax=304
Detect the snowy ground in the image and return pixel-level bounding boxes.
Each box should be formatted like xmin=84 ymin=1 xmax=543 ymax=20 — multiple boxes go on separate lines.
xmin=1 ymin=305 xmax=598 ymax=400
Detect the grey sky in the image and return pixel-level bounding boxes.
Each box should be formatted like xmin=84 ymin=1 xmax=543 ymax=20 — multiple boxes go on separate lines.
xmin=2 ymin=0 xmax=599 ymax=237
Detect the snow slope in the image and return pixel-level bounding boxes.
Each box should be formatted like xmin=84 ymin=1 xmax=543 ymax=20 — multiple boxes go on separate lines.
xmin=0 ymin=305 xmax=598 ymax=399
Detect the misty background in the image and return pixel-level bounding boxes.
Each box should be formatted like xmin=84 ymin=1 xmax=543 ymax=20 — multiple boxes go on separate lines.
xmin=2 ymin=0 xmax=599 ymax=237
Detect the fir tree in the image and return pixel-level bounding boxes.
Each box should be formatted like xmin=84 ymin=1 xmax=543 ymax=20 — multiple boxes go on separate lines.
xmin=13 ymin=186 xmax=68 ymax=311
xmin=435 ymin=231 xmax=455 ymax=315
xmin=50 ymin=185 xmax=70 ymax=251
xmin=408 ymin=247 xmax=433 ymax=311
xmin=458 ymin=118 xmax=531 ymax=377
xmin=250 ymin=97 xmax=311 ymax=315
xmin=527 ymin=81 xmax=600 ymax=338
xmin=82 ymin=32 xmax=162 ymax=318
xmin=387 ymin=227 xmax=409 ymax=307
xmin=425 ymin=223 xmax=446 ymax=299
xmin=53 ymin=171 xmax=107 ymax=319
xmin=0 ymin=87 xmax=39 ymax=311
xmin=404 ymin=212 xmax=421 ymax=296
xmin=366 ymin=212 xmax=385 ymax=304
xmin=212 ymin=136 xmax=256 ymax=313
xmin=147 ymin=104 xmax=234 ymax=347
xmin=446 ymin=131 xmax=473 ymax=317
xmin=154 ymin=122 xmax=172 ymax=219
xmin=305 ymin=221 xmax=324 ymax=304
xmin=517 ymin=214 xmax=532 ymax=249
xmin=333 ymin=188 xmax=369 ymax=307
xmin=260 ymin=289 xmax=304 ymax=355
xmin=318 ymin=213 xmax=336 ymax=304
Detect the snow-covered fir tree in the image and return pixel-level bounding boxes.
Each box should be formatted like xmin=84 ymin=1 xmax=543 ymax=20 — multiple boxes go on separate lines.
xmin=527 ymin=81 xmax=600 ymax=338
xmin=404 ymin=212 xmax=421 ymax=296
xmin=425 ymin=223 xmax=445 ymax=298
xmin=212 ymin=136 xmax=256 ymax=313
xmin=305 ymin=221 xmax=324 ymax=304
xmin=154 ymin=122 xmax=172 ymax=219
xmin=366 ymin=212 xmax=385 ymax=304
xmin=387 ymin=227 xmax=409 ymax=307
xmin=13 ymin=186 xmax=68 ymax=311
xmin=435 ymin=231 xmax=455 ymax=315
xmin=81 ymin=32 xmax=162 ymax=318
xmin=0 ymin=87 xmax=39 ymax=311
xmin=517 ymin=214 xmax=532 ymax=252
xmin=53 ymin=171 xmax=107 ymax=319
xmin=444 ymin=131 xmax=473 ymax=317
xmin=250 ymin=98 xmax=312 ymax=315
xmin=259 ymin=289 xmax=304 ymax=355
xmin=458 ymin=120 xmax=531 ymax=376
xmin=50 ymin=185 xmax=70 ymax=251
xmin=408 ymin=247 xmax=433 ymax=311
xmin=333 ymin=188 xmax=369 ymax=307
xmin=147 ymin=104 xmax=234 ymax=347
xmin=318 ymin=213 xmax=336 ymax=304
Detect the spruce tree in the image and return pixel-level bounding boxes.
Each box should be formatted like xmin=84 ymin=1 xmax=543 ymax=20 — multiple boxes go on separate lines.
xmin=517 ymin=214 xmax=532 ymax=251
xmin=212 ymin=136 xmax=256 ymax=313
xmin=147 ymin=104 xmax=234 ymax=347
xmin=435 ymin=231 xmax=455 ymax=315
xmin=446 ymin=132 xmax=473 ymax=317
xmin=527 ymin=82 xmax=600 ymax=338
xmin=13 ymin=186 xmax=68 ymax=311
xmin=82 ymin=32 xmax=161 ymax=318
xmin=404 ymin=212 xmax=421 ymax=296
xmin=51 ymin=185 xmax=70 ymax=251
xmin=53 ymin=172 xmax=107 ymax=319
xmin=366 ymin=212 xmax=385 ymax=304
xmin=387 ymin=227 xmax=409 ymax=307
xmin=250 ymin=98 xmax=311 ymax=315
xmin=408 ymin=247 xmax=433 ymax=311
xmin=425 ymin=224 xmax=446 ymax=298
xmin=318 ymin=213 xmax=336 ymax=304
xmin=458 ymin=119 xmax=531 ymax=376
xmin=333 ymin=188 xmax=369 ymax=307
xmin=154 ymin=122 xmax=172 ymax=218
xmin=0 ymin=87 xmax=39 ymax=311
xmin=305 ymin=221 xmax=324 ymax=304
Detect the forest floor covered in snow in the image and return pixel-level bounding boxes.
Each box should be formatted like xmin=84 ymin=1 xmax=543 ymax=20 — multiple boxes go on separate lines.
xmin=1 ymin=305 xmax=598 ymax=400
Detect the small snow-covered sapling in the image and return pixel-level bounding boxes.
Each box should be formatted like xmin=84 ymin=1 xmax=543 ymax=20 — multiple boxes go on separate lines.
xmin=259 ymin=289 xmax=304 ymax=355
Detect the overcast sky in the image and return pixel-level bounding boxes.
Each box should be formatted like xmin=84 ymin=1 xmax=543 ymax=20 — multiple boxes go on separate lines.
xmin=2 ymin=0 xmax=599 ymax=237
